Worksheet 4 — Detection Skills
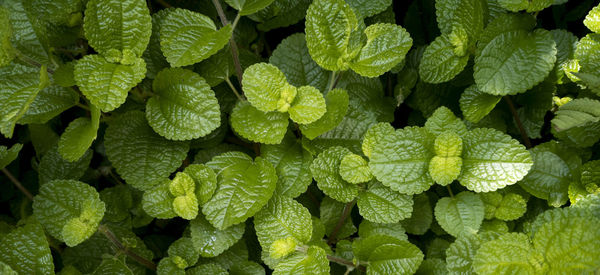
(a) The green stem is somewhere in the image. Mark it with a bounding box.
[211,0,244,87]
[327,71,337,92]
[503,96,532,149]
[231,13,242,31]
[75,102,90,111]
[225,77,244,101]
[1,168,34,201]
[98,224,157,271]
[447,185,454,198]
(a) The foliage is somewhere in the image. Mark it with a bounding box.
[1,0,600,274]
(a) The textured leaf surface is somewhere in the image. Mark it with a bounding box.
[105,111,189,190]
[225,0,275,15]
[350,23,412,77]
[273,246,329,275]
[434,191,484,237]
[230,100,289,144]
[142,178,177,219]
[160,8,232,67]
[0,221,54,274]
[346,0,391,17]
[357,181,413,223]
[367,241,424,275]
[204,154,277,229]
[400,193,432,235]
[446,232,499,274]
[147,68,221,140]
[473,233,542,275]
[74,54,146,112]
[262,133,313,198]
[460,85,501,123]
[310,146,359,202]
[585,4,600,33]
[424,106,467,136]
[0,6,14,67]
[362,122,394,159]
[339,153,372,184]
[58,105,101,162]
[184,164,218,205]
[299,88,349,140]
[190,214,245,257]
[429,131,463,185]
[474,29,556,95]
[289,86,326,124]
[33,180,105,246]
[320,197,356,240]
[369,127,435,195]
[38,145,92,185]
[458,128,533,192]
[419,34,469,84]
[242,63,292,112]
[0,144,22,169]
[551,98,600,147]
[19,85,79,124]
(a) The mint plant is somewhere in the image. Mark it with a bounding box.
[1,0,600,274]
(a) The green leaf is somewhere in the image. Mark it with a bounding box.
[0,6,15,67]
[310,146,360,202]
[480,192,527,221]
[160,8,232,67]
[204,153,277,229]
[0,64,49,138]
[92,256,133,275]
[225,0,275,15]
[339,153,372,184]
[18,85,79,124]
[474,29,556,95]
[349,23,412,78]
[0,221,54,274]
[254,196,312,261]
[229,261,266,275]
[194,46,234,87]
[434,191,484,237]
[273,246,329,275]
[357,181,413,223]
[429,131,463,186]
[358,220,407,241]
[58,104,101,162]
[104,111,189,190]
[320,196,356,240]
[0,262,17,275]
[518,141,580,207]
[262,133,313,198]
[170,172,199,220]
[83,0,151,57]
[0,144,22,169]
[367,241,424,275]
[346,0,391,17]
[190,214,245,257]
[551,98,600,147]
[458,128,533,192]
[369,127,435,195]
[5,0,51,66]
[497,0,554,12]
[299,88,349,140]
[230,100,289,144]
[353,234,406,262]
[188,263,228,275]
[269,33,329,91]
[168,237,200,268]
[147,68,221,140]
[38,145,92,185]
[184,164,218,206]
[142,178,177,219]
[362,122,394,159]
[584,3,600,33]
[473,232,543,274]
[288,86,326,124]
[242,62,295,113]
[33,180,105,246]
[445,231,501,273]
[459,84,501,123]
[419,34,470,84]
[143,8,171,79]
[74,54,146,112]
[435,0,485,39]
[99,185,133,223]
[424,106,467,136]
[305,0,360,71]
[400,193,432,235]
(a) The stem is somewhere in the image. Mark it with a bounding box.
[327,71,337,92]
[503,96,532,149]
[76,102,90,111]
[15,49,55,74]
[156,0,172,8]
[327,254,366,272]
[211,0,244,87]
[328,199,356,244]
[225,78,244,101]
[98,224,157,271]
[447,185,454,198]
[231,14,242,31]
[1,168,34,201]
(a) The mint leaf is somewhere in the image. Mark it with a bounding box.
[0,6,15,67]
[434,191,484,237]
[357,181,413,223]
[262,133,313,198]
[38,145,92,185]
[19,86,79,124]
[58,104,101,162]
[230,100,289,144]
[551,98,600,147]
[288,86,326,124]
[339,153,372,184]
[367,241,424,275]
[310,146,360,202]
[419,34,470,84]
[190,214,245,258]
[459,84,501,123]
[473,233,543,274]
[242,62,294,113]
[184,164,218,206]
[0,144,22,169]
[585,3,600,33]
[225,0,275,15]
[273,246,329,275]
[424,106,467,136]
[0,221,54,274]
[299,88,349,140]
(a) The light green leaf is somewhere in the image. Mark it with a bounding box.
[273,246,329,275]
[0,262,17,275]
[434,191,484,237]
[104,111,189,190]
[400,193,432,235]
[38,145,92,185]
[0,144,22,169]
[170,172,199,220]
[585,3,600,33]
[225,0,275,15]
[19,86,79,124]
[362,122,394,159]
[357,181,413,223]
[168,237,201,268]
[339,153,372,184]
[0,64,49,138]
[349,23,413,78]
[475,29,556,96]
[518,141,580,207]
[262,133,313,198]
[160,8,232,67]
[300,88,349,140]
[230,100,289,144]
[310,146,360,202]
[419,34,470,84]
[147,68,221,140]
[480,192,527,221]
[358,220,407,241]
[367,241,424,275]
[369,127,435,195]
[429,131,463,185]
[551,98,600,147]
[0,6,15,67]
[33,180,105,246]
[254,196,312,261]
[353,234,406,262]
[0,221,54,274]
[445,232,499,273]
[190,214,245,258]
[74,54,146,112]
[473,233,543,274]
[83,0,151,57]
[305,0,360,71]
[424,106,467,136]
[435,0,485,39]
[458,128,533,192]
[242,62,294,113]
[142,178,177,219]
[58,104,101,162]
[204,154,277,229]
[459,84,501,123]
[289,86,326,124]
[184,164,217,206]
[269,33,329,91]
